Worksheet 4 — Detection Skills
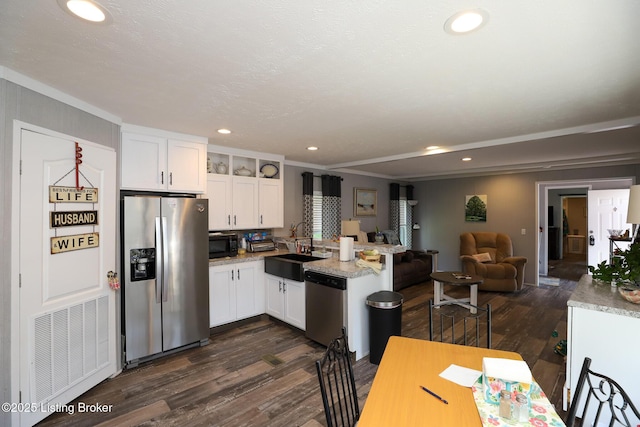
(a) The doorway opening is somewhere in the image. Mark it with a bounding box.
[536,177,634,285]
[548,194,587,282]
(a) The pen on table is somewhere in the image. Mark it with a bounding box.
[420,385,448,404]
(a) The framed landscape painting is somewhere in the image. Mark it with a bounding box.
[354,188,377,217]
[465,194,487,222]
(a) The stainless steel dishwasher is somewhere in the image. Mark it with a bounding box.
[304,270,347,347]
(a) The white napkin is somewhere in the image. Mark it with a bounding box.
[439,364,482,387]
[482,357,532,384]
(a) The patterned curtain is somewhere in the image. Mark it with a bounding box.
[405,185,414,248]
[321,175,341,239]
[390,183,400,239]
[302,172,314,238]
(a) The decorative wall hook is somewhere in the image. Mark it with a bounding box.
[75,142,84,191]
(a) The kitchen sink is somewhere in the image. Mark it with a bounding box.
[264,253,323,282]
[271,253,324,262]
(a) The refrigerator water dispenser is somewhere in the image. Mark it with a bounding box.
[130,248,156,281]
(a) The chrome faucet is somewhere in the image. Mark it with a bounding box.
[290,221,305,237]
[290,221,314,252]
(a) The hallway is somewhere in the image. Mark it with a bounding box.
[548,253,588,282]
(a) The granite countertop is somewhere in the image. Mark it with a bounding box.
[302,257,384,279]
[208,250,281,266]
[568,274,640,319]
[209,248,383,279]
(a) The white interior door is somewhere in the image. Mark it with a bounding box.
[587,189,631,268]
[18,129,117,426]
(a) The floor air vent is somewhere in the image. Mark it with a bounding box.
[262,354,285,367]
[32,296,110,403]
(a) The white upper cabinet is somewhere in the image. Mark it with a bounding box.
[232,176,259,229]
[120,133,166,191]
[121,126,207,193]
[259,178,283,228]
[206,145,283,231]
[167,139,207,192]
[207,173,232,230]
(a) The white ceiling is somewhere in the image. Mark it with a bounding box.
[1,0,640,180]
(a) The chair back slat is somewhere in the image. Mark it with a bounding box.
[566,357,640,427]
[428,299,492,349]
[316,328,360,427]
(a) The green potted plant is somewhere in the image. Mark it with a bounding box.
[587,260,618,284]
[588,242,640,303]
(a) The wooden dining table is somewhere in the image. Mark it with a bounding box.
[357,336,524,427]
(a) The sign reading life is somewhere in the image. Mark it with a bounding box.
[49,186,100,254]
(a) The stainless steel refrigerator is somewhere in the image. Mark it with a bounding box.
[122,195,209,366]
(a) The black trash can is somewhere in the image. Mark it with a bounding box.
[366,290,403,365]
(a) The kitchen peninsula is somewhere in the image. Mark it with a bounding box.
[564,274,640,425]
[209,239,406,360]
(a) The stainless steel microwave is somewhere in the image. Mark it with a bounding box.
[208,233,238,259]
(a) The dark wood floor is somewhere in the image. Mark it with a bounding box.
[37,266,583,427]
[548,252,588,282]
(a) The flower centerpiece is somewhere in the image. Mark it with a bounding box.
[588,242,640,303]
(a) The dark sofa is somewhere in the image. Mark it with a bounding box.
[366,231,434,291]
[393,250,433,291]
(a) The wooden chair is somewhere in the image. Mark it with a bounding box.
[315,327,360,427]
[428,299,492,349]
[566,357,640,427]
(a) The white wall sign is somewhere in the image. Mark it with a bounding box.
[49,185,98,203]
[51,232,100,254]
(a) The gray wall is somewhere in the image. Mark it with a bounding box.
[411,165,640,285]
[0,79,120,425]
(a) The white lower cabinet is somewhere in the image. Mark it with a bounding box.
[209,260,264,327]
[265,273,305,330]
[563,275,640,426]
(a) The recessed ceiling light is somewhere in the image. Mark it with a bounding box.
[426,146,440,150]
[444,9,488,34]
[217,129,231,134]
[307,146,318,151]
[462,157,472,161]
[58,0,112,24]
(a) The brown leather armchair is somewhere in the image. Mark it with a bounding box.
[460,232,527,292]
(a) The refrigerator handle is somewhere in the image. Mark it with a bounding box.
[161,216,169,302]
[155,217,163,304]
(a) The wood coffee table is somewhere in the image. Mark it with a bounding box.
[430,271,483,314]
